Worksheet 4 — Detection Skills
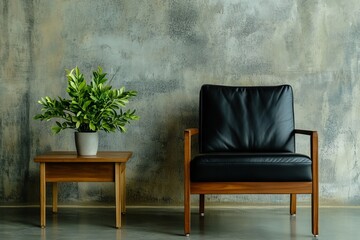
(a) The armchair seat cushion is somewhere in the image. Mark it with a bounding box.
[190,153,312,182]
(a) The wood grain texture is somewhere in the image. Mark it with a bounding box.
[190,182,312,194]
[34,151,132,163]
[45,162,115,182]
[34,151,132,229]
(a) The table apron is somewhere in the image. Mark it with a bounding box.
[44,162,122,182]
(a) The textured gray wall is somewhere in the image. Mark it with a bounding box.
[1,0,360,206]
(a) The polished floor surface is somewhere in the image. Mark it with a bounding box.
[0,206,359,239]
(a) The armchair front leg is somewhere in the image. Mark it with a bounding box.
[295,129,319,236]
[184,128,199,236]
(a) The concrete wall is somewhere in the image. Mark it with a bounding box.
[1,0,360,206]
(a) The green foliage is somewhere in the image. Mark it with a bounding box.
[34,66,139,134]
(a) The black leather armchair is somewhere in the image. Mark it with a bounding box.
[184,84,318,236]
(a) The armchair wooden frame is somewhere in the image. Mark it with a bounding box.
[184,128,319,236]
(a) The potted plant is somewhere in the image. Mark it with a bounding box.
[34,66,139,155]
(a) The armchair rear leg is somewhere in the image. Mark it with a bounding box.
[184,189,191,236]
[199,194,205,216]
[290,194,296,215]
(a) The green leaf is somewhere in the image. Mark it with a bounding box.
[78,81,86,90]
[69,81,77,90]
[51,126,62,134]
[89,122,96,131]
[90,96,98,101]
[82,100,92,110]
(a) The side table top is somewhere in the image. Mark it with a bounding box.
[34,151,133,163]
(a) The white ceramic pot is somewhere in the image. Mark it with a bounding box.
[75,132,99,156]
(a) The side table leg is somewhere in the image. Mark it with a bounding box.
[40,163,46,228]
[115,163,121,228]
[121,164,126,214]
[52,183,58,213]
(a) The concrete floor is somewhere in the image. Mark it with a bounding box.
[0,206,359,240]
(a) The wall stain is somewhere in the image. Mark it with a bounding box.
[0,0,9,74]
[2,0,360,205]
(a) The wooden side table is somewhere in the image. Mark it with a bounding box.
[34,151,132,228]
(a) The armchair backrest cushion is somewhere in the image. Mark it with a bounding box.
[199,84,295,153]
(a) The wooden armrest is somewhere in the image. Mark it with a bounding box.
[185,128,199,136]
[295,129,317,136]
[184,128,199,177]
